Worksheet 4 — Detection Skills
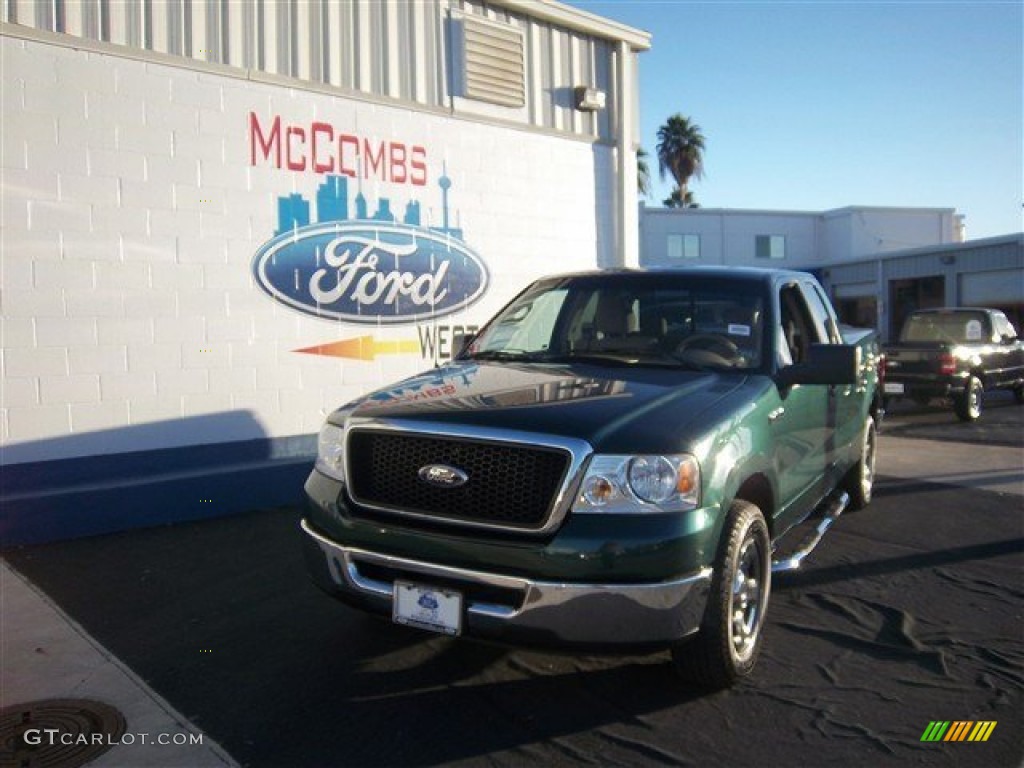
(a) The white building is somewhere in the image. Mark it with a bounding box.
[0,1,649,543]
[822,234,1024,341]
[640,204,1021,341]
[640,205,964,268]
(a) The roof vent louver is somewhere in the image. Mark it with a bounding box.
[462,15,525,108]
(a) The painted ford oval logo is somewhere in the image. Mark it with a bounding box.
[252,222,489,324]
[418,464,469,489]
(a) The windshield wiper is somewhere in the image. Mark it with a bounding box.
[659,357,715,372]
[465,349,539,362]
[468,349,718,372]
[541,352,710,370]
[542,353,637,367]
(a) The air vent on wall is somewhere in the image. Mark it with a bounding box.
[462,15,525,108]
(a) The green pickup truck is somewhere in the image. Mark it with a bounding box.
[302,267,883,688]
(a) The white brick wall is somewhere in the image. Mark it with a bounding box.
[97,318,153,345]
[4,347,67,377]
[100,371,157,400]
[7,405,71,441]
[68,345,127,375]
[61,231,123,261]
[40,374,101,404]
[1,33,608,464]
[36,318,97,348]
[70,400,130,432]
[1,318,36,348]
[3,377,39,407]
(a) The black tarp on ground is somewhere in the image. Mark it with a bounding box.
[6,475,1023,767]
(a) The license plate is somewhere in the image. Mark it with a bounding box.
[393,581,462,636]
[884,382,905,395]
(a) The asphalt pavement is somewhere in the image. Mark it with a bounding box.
[879,391,1024,497]
[3,395,1022,768]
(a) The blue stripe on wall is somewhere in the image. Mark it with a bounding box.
[1,437,316,547]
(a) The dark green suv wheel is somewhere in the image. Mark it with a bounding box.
[843,416,876,510]
[672,500,771,690]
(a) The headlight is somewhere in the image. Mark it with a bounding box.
[628,456,677,503]
[575,454,700,514]
[316,423,346,481]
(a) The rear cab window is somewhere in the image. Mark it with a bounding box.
[901,311,992,344]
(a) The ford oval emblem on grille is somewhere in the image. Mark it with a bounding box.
[418,464,469,489]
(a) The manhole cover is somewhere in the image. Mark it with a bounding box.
[0,699,126,768]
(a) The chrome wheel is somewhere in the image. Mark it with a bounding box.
[671,501,771,689]
[956,376,983,421]
[844,416,877,510]
[730,538,764,662]
[968,380,981,419]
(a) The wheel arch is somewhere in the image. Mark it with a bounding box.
[732,473,775,537]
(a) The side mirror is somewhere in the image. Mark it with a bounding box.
[777,343,860,388]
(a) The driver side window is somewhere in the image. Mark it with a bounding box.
[778,285,823,366]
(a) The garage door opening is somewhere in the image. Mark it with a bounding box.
[890,276,945,339]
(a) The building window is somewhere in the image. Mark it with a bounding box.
[755,235,786,260]
[668,234,700,260]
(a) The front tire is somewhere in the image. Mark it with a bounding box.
[672,500,771,690]
[954,376,983,421]
[843,415,876,510]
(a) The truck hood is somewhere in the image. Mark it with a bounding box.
[339,361,752,453]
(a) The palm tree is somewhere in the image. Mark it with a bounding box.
[656,114,705,205]
[663,187,699,209]
[637,147,652,198]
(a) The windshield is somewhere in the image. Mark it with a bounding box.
[464,276,766,370]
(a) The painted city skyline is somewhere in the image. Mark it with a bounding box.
[275,171,463,240]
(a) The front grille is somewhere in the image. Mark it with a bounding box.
[347,430,571,529]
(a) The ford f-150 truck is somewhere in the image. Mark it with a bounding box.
[884,308,1024,421]
[302,267,883,688]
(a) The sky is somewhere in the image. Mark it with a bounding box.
[572,0,1023,239]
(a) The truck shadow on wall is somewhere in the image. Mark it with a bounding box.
[0,410,314,547]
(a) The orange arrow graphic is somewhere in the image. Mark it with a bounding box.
[294,336,420,361]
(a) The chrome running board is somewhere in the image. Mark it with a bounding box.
[771,491,850,573]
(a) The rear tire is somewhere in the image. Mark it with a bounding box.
[843,415,876,510]
[954,376,983,421]
[1014,385,1023,405]
[671,500,771,690]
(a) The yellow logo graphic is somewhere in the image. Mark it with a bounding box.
[920,721,996,742]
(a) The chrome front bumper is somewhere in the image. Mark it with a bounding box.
[301,519,712,648]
